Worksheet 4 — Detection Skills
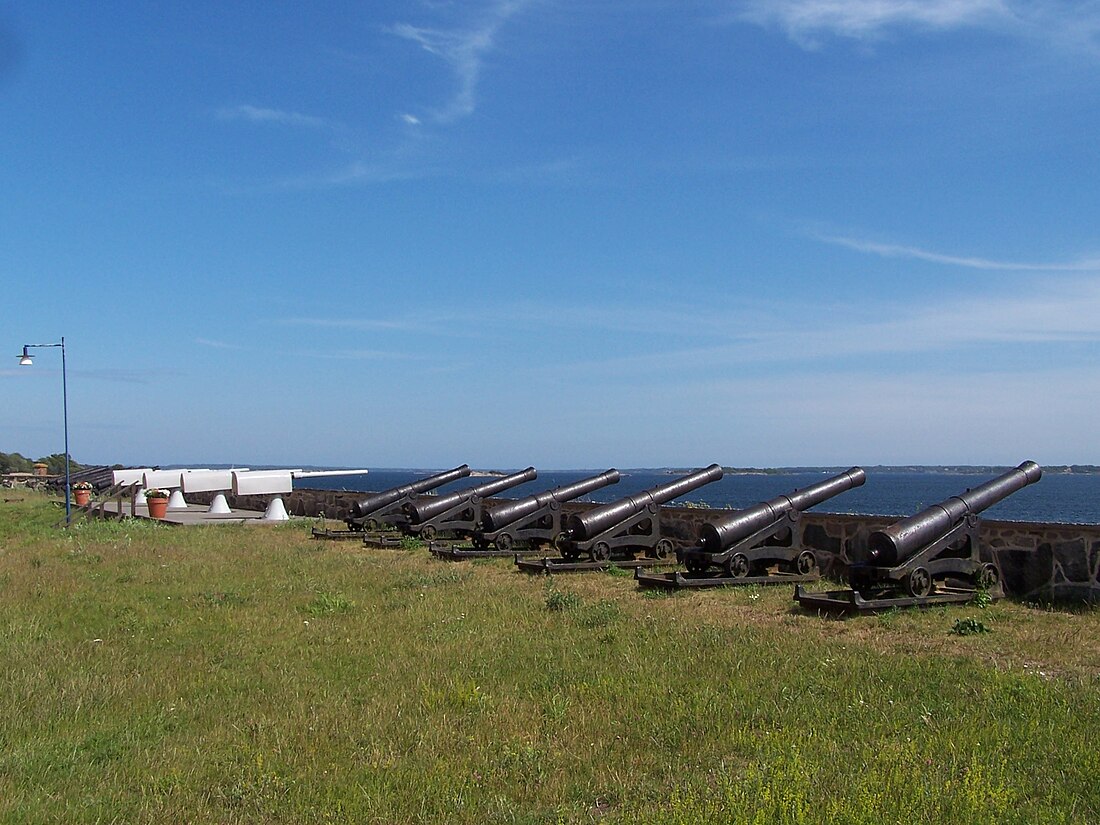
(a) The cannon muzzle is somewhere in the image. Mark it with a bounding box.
[406,467,538,523]
[565,464,724,541]
[699,467,866,552]
[864,460,1042,567]
[350,465,471,518]
[482,470,620,532]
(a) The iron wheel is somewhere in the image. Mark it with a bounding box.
[905,566,932,598]
[726,553,750,579]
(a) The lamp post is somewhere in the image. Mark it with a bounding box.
[17,338,70,525]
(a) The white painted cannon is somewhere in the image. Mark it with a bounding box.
[231,468,369,521]
[181,469,251,515]
[232,470,298,521]
[112,468,153,487]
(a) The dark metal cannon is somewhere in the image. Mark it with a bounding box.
[796,461,1041,612]
[649,467,866,587]
[553,464,724,563]
[405,467,538,540]
[470,470,621,553]
[344,464,471,531]
[853,460,1040,597]
[862,461,1042,569]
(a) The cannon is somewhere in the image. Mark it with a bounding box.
[637,467,866,589]
[404,467,538,541]
[796,461,1041,612]
[543,464,724,566]
[343,465,471,532]
[433,470,621,558]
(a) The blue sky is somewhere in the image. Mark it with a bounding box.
[3,1,1099,469]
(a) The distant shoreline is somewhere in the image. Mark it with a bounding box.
[167,464,1100,476]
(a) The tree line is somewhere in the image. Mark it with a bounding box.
[0,452,85,475]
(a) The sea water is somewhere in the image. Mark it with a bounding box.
[298,468,1099,525]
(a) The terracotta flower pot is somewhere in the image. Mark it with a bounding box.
[73,489,91,507]
[147,497,169,519]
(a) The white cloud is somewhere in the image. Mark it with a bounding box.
[195,337,246,350]
[217,104,328,129]
[390,0,531,123]
[307,349,425,362]
[400,113,422,125]
[530,276,1100,376]
[735,0,1009,42]
[817,234,1100,272]
[728,0,1100,50]
[279,316,439,334]
[670,364,1100,464]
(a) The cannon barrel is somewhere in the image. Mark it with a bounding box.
[351,465,471,517]
[407,467,538,523]
[699,467,866,552]
[565,464,724,541]
[865,461,1042,566]
[482,470,621,532]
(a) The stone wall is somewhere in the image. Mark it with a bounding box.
[189,487,1100,604]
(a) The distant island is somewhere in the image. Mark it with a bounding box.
[650,465,1100,476]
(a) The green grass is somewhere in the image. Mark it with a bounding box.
[2,490,1099,823]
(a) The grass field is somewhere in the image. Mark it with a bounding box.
[2,490,1099,823]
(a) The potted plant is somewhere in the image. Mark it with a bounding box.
[72,481,93,506]
[144,488,170,519]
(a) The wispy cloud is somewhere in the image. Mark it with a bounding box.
[817,234,1100,272]
[390,0,531,123]
[78,368,159,384]
[306,349,426,362]
[729,1,1100,51]
[278,301,742,341]
[216,104,329,129]
[533,277,1100,376]
[196,337,247,350]
[278,316,444,334]
[664,363,1100,464]
[3,366,157,384]
[733,0,1008,43]
[199,332,422,362]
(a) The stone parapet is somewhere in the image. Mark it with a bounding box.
[185,487,1100,604]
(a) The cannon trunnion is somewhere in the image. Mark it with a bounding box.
[530,465,725,569]
[796,461,1042,612]
[344,464,471,532]
[637,467,866,590]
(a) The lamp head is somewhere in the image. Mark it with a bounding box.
[17,346,33,366]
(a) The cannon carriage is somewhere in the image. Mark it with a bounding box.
[404,467,538,541]
[636,467,866,589]
[343,465,472,533]
[430,470,621,559]
[796,461,1041,612]
[516,465,724,572]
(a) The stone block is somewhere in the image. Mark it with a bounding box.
[996,545,1052,599]
[1051,538,1089,583]
[802,523,842,556]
